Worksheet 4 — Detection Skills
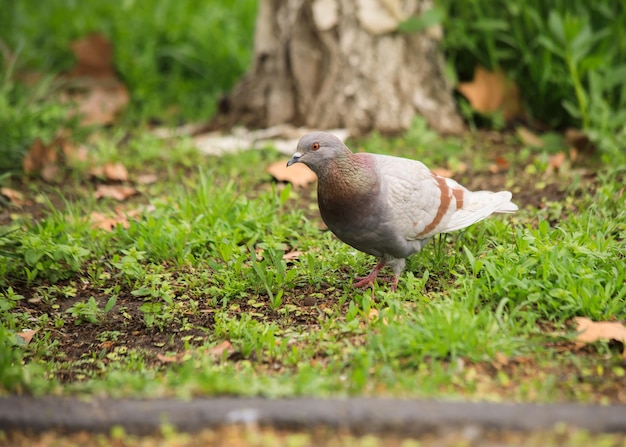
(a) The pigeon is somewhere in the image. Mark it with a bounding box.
[287,131,518,290]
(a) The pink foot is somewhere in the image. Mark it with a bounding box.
[352,261,385,289]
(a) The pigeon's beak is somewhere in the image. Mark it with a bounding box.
[287,152,302,167]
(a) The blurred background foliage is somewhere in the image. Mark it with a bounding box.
[438,0,626,151]
[0,0,624,154]
[0,0,257,122]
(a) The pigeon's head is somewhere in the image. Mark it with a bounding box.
[287,132,349,172]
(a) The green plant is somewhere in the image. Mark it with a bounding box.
[0,50,71,172]
[437,0,626,149]
[1,0,258,122]
[19,230,90,283]
[248,246,298,309]
[66,295,116,325]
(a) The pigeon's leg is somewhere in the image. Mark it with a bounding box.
[387,258,406,292]
[353,260,386,289]
[390,276,400,292]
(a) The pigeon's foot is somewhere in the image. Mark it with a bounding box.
[352,261,385,289]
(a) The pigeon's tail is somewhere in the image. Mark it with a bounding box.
[444,190,517,233]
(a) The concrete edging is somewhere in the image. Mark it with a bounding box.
[1,396,625,435]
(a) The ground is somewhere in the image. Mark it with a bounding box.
[1,127,625,406]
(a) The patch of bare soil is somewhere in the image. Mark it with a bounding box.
[10,273,351,382]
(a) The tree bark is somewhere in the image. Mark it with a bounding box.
[224,0,463,136]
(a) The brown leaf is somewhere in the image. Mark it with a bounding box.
[75,83,130,126]
[89,211,129,231]
[41,164,61,182]
[156,352,185,363]
[547,152,567,172]
[94,184,137,201]
[88,165,104,178]
[63,33,129,125]
[458,66,523,120]
[61,140,90,165]
[103,162,129,182]
[516,127,544,148]
[122,204,155,220]
[135,173,158,185]
[574,317,626,355]
[0,188,32,206]
[282,250,302,261]
[208,340,236,359]
[494,155,510,170]
[267,160,317,188]
[367,308,390,325]
[16,329,38,346]
[68,33,115,79]
[23,139,58,175]
[494,352,509,368]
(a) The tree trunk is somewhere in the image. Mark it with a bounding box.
[224,0,463,136]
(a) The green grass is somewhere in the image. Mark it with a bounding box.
[1,0,625,405]
[0,0,257,122]
[1,120,625,402]
[435,0,626,155]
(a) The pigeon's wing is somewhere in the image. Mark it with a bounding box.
[375,155,517,240]
[374,155,454,240]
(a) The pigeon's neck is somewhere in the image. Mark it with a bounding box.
[317,153,378,212]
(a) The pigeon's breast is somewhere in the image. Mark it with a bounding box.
[319,188,413,258]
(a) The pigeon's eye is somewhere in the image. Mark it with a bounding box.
[311,142,320,151]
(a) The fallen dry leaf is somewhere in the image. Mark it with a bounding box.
[488,155,510,174]
[495,155,510,170]
[368,308,379,320]
[547,152,567,173]
[103,162,129,182]
[122,204,156,219]
[40,164,60,182]
[494,352,509,368]
[156,352,186,364]
[267,160,317,188]
[89,163,129,181]
[367,308,391,325]
[516,127,544,148]
[94,184,137,201]
[88,165,104,178]
[100,340,115,349]
[68,33,116,78]
[74,83,130,126]
[23,139,58,175]
[89,211,130,231]
[16,329,38,346]
[458,66,523,120]
[574,317,626,356]
[63,143,89,165]
[208,340,236,359]
[89,204,153,231]
[282,250,302,261]
[0,187,32,206]
[135,173,158,185]
[63,33,129,125]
